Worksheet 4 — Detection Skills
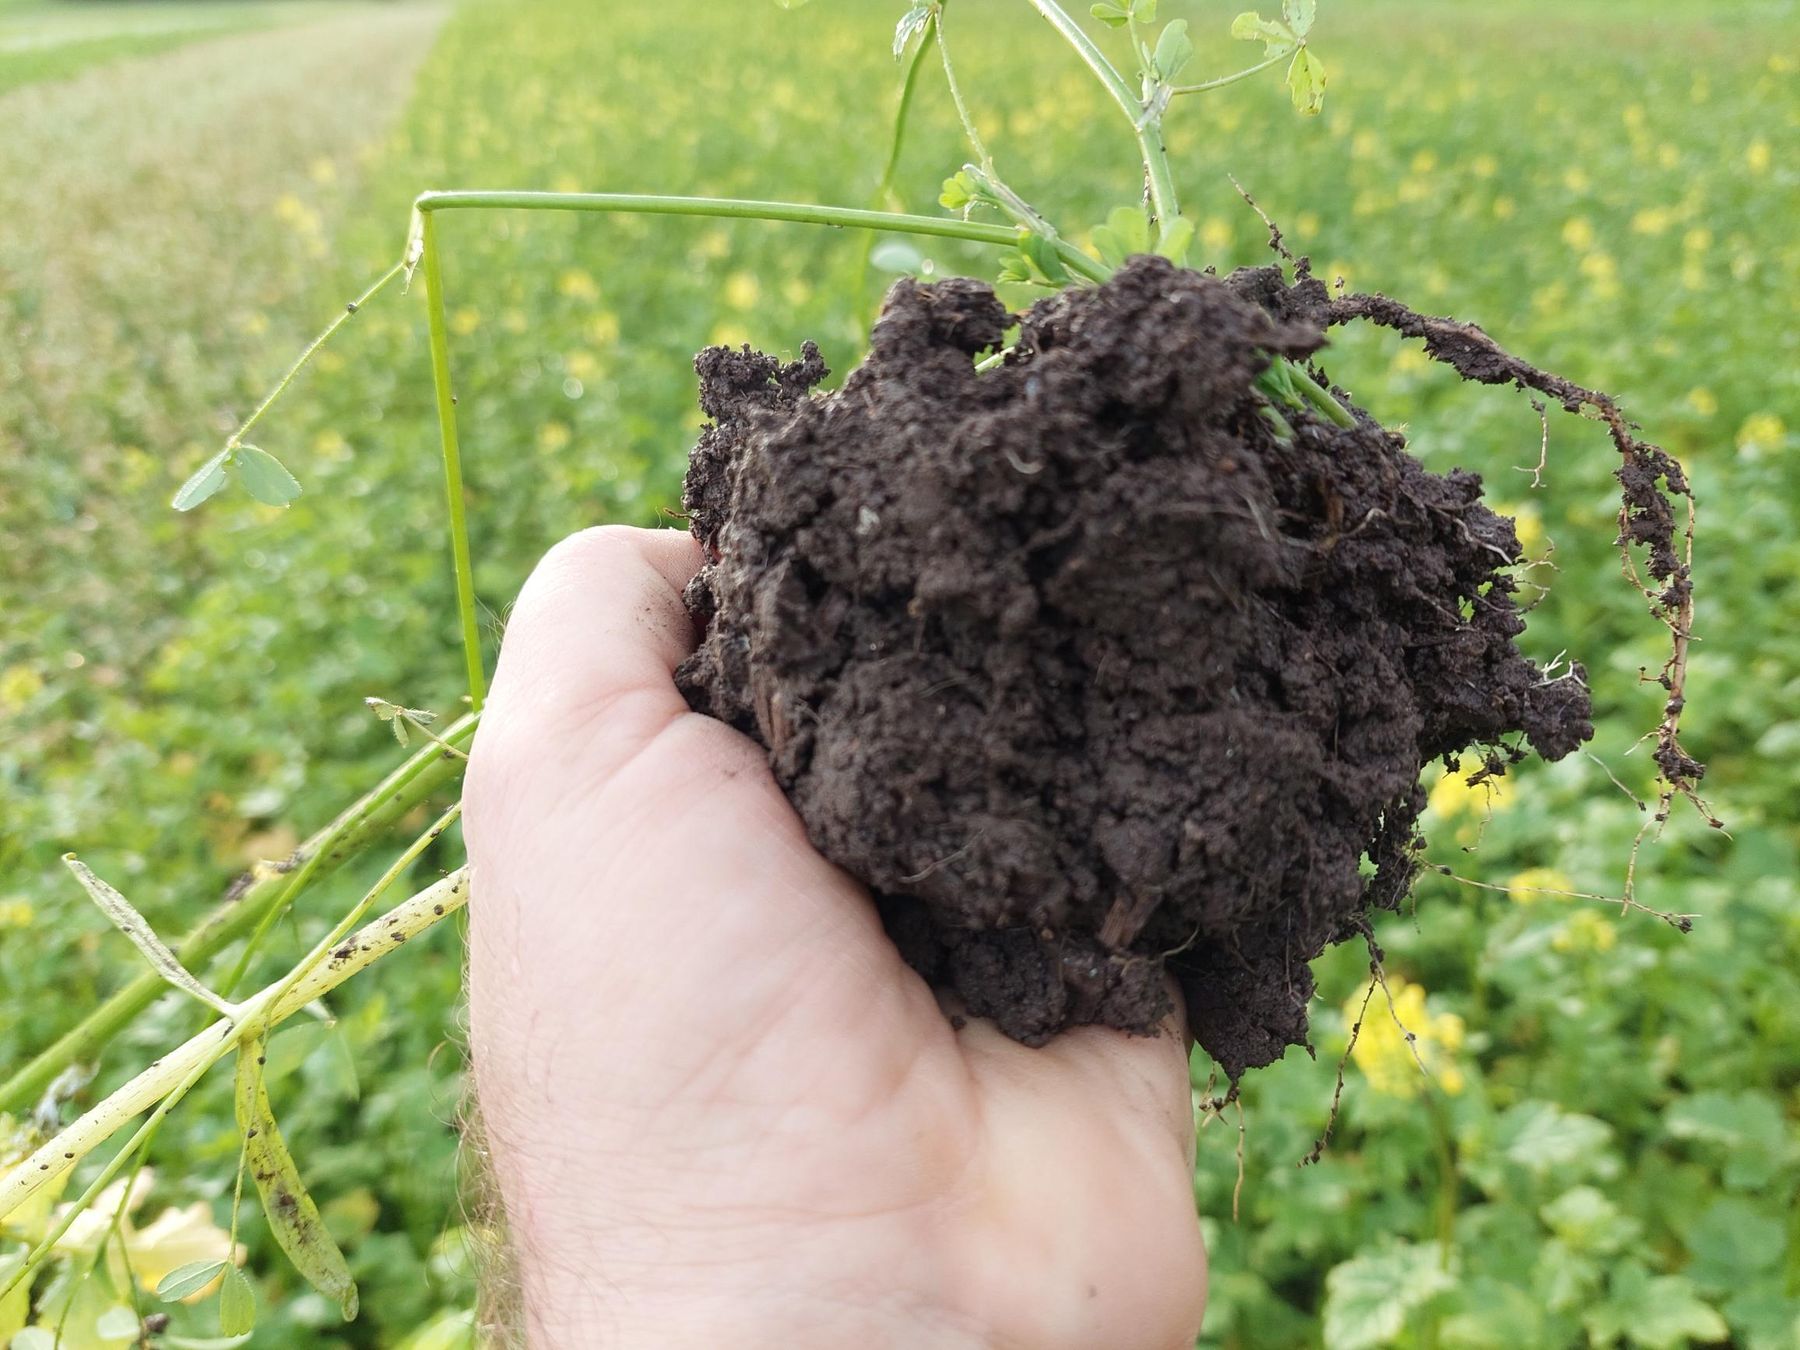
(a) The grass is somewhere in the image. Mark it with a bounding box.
[2,0,1797,1345]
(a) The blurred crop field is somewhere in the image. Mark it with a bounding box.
[1,0,1796,1345]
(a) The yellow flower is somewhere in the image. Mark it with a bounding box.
[722,271,761,311]
[1631,205,1677,235]
[1683,227,1712,253]
[537,421,571,453]
[448,307,481,337]
[552,172,582,194]
[556,268,600,302]
[1563,167,1591,193]
[0,898,35,928]
[1746,139,1772,175]
[565,350,601,382]
[54,1171,244,1301]
[1562,217,1596,251]
[586,311,620,345]
[1345,975,1466,1098]
[1428,765,1516,819]
[1685,387,1718,417]
[1470,153,1498,178]
[1737,412,1788,456]
[1492,195,1517,221]
[1410,148,1439,175]
[309,156,337,185]
[1350,130,1379,161]
[0,663,43,712]
[1393,346,1432,376]
[1553,909,1618,954]
[1505,866,1575,905]
[1499,502,1546,556]
[1200,217,1233,254]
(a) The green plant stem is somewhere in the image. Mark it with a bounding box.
[1021,0,1182,228]
[420,211,488,714]
[0,869,471,1238]
[856,8,938,324]
[0,713,476,1116]
[222,262,405,452]
[935,3,990,169]
[412,190,1109,284]
[1170,51,1289,96]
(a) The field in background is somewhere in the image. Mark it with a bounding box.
[1,0,1796,1345]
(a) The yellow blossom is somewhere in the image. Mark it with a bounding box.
[1562,217,1596,251]
[564,350,601,381]
[1563,167,1591,192]
[1505,866,1575,904]
[1631,205,1677,235]
[1683,227,1712,253]
[502,308,530,335]
[1410,148,1439,175]
[1470,153,1498,178]
[1350,130,1379,161]
[309,156,337,185]
[537,421,572,452]
[780,278,813,307]
[1685,387,1718,417]
[586,311,620,344]
[0,663,44,712]
[1657,143,1680,169]
[722,271,761,310]
[1492,195,1517,221]
[1345,975,1466,1098]
[552,172,582,193]
[1428,765,1516,819]
[0,898,34,928]
[1393,346,1432,376]
[557,267,600,301]
[1200,217,1233,254]
[1553,909,1618,953]
[449,306,481,337]
[1737,413,1787,455]
[1746,139,1772,175]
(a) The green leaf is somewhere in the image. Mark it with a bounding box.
[218,1266,256,1337]
[1152,19,1194,81]
[96,1305,143,1340]
[893,3,932,60]
[1540,1186,1641,1256]
[1323,1243,1454,1350]
[1134,0,1158,21]
[12,1329,56,1350]
[1494,1100,1613,1173]
[1683,1197,1785,1289]
[1090,2,1130,28]
[172,449,231,511]
[939,169,982,211]
[235,1036,360,1321]
[1155,216,1196,266]
[1230,10,1298,55]
[1287,46,1327,114]
[1583,1266,1728,1350]
[1282,0,1316,35]
[233,445,302,507]
[1091,204,1152,267]
[1020,233,1070,285]
[157,1260,230,1302]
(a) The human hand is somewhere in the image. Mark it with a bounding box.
[465,526,1206,1348]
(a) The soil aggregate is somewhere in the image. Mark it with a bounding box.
[673,256,1650,1077]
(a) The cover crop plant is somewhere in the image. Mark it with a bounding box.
[0,0,1712,1338]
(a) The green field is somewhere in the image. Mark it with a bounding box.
[1,0,1797,1345]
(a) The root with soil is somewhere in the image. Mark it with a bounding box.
[674,256,1700,1080]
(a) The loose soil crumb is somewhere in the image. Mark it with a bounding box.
[675,257,1602,1077]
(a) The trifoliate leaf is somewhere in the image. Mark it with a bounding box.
[172,449,231,511]
[1152,19,1194,81]
[233,445,302,507]
[1287,46,1327,114]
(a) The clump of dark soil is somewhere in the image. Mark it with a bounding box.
[674,256,1671,1077]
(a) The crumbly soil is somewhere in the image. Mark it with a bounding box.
[675,256,1629,1077]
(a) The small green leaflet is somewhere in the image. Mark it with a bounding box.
[96,1306,143,1339]
[1151,19,1193,81]
[235,445,302,506]
[1155,216,1196,266]
[218,1266,256,1337]
[1090,2,1130,27]
[172,449,231,511]
[157,1260,230,1302]
[1230,10,1299,56]
[1090,204,1153,268]
[894,3,932,59]
[1282,0,1316,35]
[1287,46,1326,114]
[235,1034,360,1322]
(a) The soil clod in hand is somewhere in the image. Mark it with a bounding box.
[675,257,1597,1078]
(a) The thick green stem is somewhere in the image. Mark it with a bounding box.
[420,211,488,713]
[1021,0,1181,227]
[0,713,475,1115]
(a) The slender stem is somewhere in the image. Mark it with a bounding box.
[412,191,1107,288]
[0,870,471,1232]
[875,13,935,205]
[1170,51,1288,96]
[1020,0,1182,227]
[0,713,475,1114]
[936,4,990,169]
[223,262,405,452]
[420,212,488,713]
